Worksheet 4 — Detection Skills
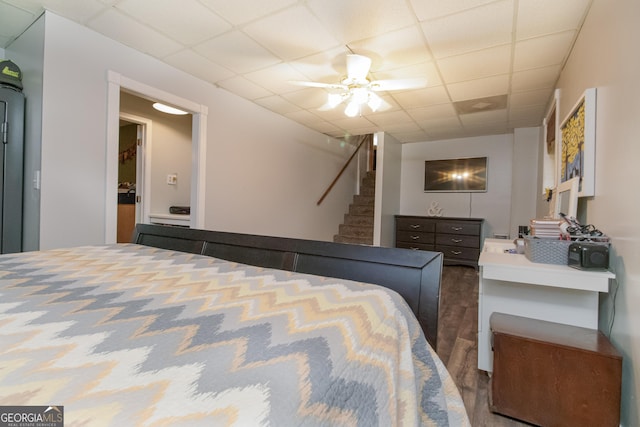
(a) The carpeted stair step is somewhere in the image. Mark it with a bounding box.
[338,224,373,238]
[343,214,374,227]
[349,204,374,216]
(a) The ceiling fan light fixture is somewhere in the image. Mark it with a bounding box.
[344,101,360,117]
[351,87,369,105]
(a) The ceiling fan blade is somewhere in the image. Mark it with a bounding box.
[346,54,372,82]
[376,98,393,111]
[289,80,347,91]
[369,78,427,91]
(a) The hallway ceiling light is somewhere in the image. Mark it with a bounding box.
[152,102,188,115]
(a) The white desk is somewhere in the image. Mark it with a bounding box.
[477,239,615,372]
[149,213,190,227]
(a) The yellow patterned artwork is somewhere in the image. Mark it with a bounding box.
[561,102,585,182]
[559,88,596,197]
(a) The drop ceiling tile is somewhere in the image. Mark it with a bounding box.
[388,129,430,143]
[1,0,44,14]
[88,9,183,57]
[459,109,508,126]
[513,31,576,71]
[0,3,38,38]
[164,49,235,83]
[281,88,328,110]
[347,26,432,71]
[252,95,300,114]
[377,120,422,133]
[391,86,450,108]
[313,106,354,122]
[242,5,339,60]
[425,128,467,141]
[510,88,553,109]
[200,0,297,26]
[115,0,230,45]
[284,110,324,125]
[511,65,561,92]
[330,115,377,131]
[244,63,310,94]
[306,0,415,44]
[217,75,272,100]
[288,47,351,81]
[407,103,457,121]
[409,0,497,22]
[447,74,509,102]
[367,110,415,127]
[517,0,591,40]
[509,104,547,123]
[419,117,462,131]
[35,0,106,22]
[344,126,382,137]
[193,30,281,74]
[438,44,511,83]
[305,121,342,134]
[421,0,513,59]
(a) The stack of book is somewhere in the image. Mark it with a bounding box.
[529,218,563,238]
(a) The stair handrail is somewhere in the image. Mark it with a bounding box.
[317,134,372,206]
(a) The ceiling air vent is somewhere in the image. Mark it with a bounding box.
[453,94,508,115]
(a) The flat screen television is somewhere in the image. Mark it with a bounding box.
[424,157,487,192]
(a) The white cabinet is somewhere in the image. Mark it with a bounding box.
[477,239,615,372]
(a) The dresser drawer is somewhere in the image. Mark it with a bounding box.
[396,230,435,245]
[436,245,480,261]
[436,233,480,248]
[436,221,481,236]
[396,217,436,233]
[396,242,436,252]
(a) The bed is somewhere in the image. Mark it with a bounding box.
[0,224,469,426]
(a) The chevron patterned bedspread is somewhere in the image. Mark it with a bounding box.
[0,243,469,426]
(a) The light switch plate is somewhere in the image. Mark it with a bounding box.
[167,174,177,185]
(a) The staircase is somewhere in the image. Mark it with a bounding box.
[333,171,375,245]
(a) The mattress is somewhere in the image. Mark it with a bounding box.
[0,243,468,426]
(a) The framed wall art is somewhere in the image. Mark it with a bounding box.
[559,87,597,197]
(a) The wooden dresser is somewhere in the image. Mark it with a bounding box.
[395,216,483,268]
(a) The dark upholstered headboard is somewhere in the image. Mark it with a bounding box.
[132,224,443,350]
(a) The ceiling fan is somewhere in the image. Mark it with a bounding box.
[290,54,426,117]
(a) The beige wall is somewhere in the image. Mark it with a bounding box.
[15,12,358,249]
[551,0,640,423]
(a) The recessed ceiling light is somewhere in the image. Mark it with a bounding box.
[152,102,188,115]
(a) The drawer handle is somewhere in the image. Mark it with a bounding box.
[410,235,420,240]
[450,250,462,255]
[451,226,463,231]
[451,238,463,243]
[410,224,421,229]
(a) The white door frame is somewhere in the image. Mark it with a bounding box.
[119,113,151,225]
[106,71,207,243]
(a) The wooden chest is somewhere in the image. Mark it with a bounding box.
[490,313,622,427]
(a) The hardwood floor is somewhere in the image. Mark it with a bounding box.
[437,266,532,427]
